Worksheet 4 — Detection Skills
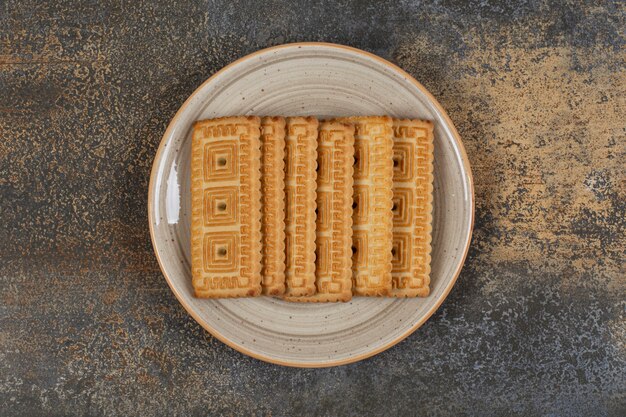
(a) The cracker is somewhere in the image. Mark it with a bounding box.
[283,117,319,297]
[284,122,355,302]
[334,116,394,296]
[260,116,287,295]
[191,116,262,298]
[390,119,434,297]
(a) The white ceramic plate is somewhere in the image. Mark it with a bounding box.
[148,43,474,367]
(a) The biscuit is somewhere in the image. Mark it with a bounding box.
[283,117,319,297]
[260,116,287,295]
[191,116,262,298]
[334,116,394,296]
[391,119,434,297]
[284,122,355,302]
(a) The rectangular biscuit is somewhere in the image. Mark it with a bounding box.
[284,117,319,297]
[260,116,287,295]
[284,122,355,302]
[191,116,262,298]
[334,116,394,296]
[391,119,434,297]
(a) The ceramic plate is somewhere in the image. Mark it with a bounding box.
[148,43,474,367]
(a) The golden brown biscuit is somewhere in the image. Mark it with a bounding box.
[191,116,262,298]
[284,122,355,302]
[283,117,319,297]
[334,116,394,296]
[260,117,287,295]
[390,119,434,297]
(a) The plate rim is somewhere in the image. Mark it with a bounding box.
[148,42,475,368]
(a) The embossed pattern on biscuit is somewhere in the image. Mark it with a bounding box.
[191,116,262,298]
[284,117,319,297]
[391,119,434,297]
[284,122,355,302]
[260,117,287,295]
[335,116,394,296]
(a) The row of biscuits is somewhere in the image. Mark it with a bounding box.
[191,116,433,301]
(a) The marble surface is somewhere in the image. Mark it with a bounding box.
[0,1,624,416]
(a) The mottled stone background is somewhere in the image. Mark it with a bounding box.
[1,0,624,416]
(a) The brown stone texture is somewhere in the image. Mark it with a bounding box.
[0,1,624,416]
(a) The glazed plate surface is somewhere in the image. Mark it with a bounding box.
[148,43,474,367]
